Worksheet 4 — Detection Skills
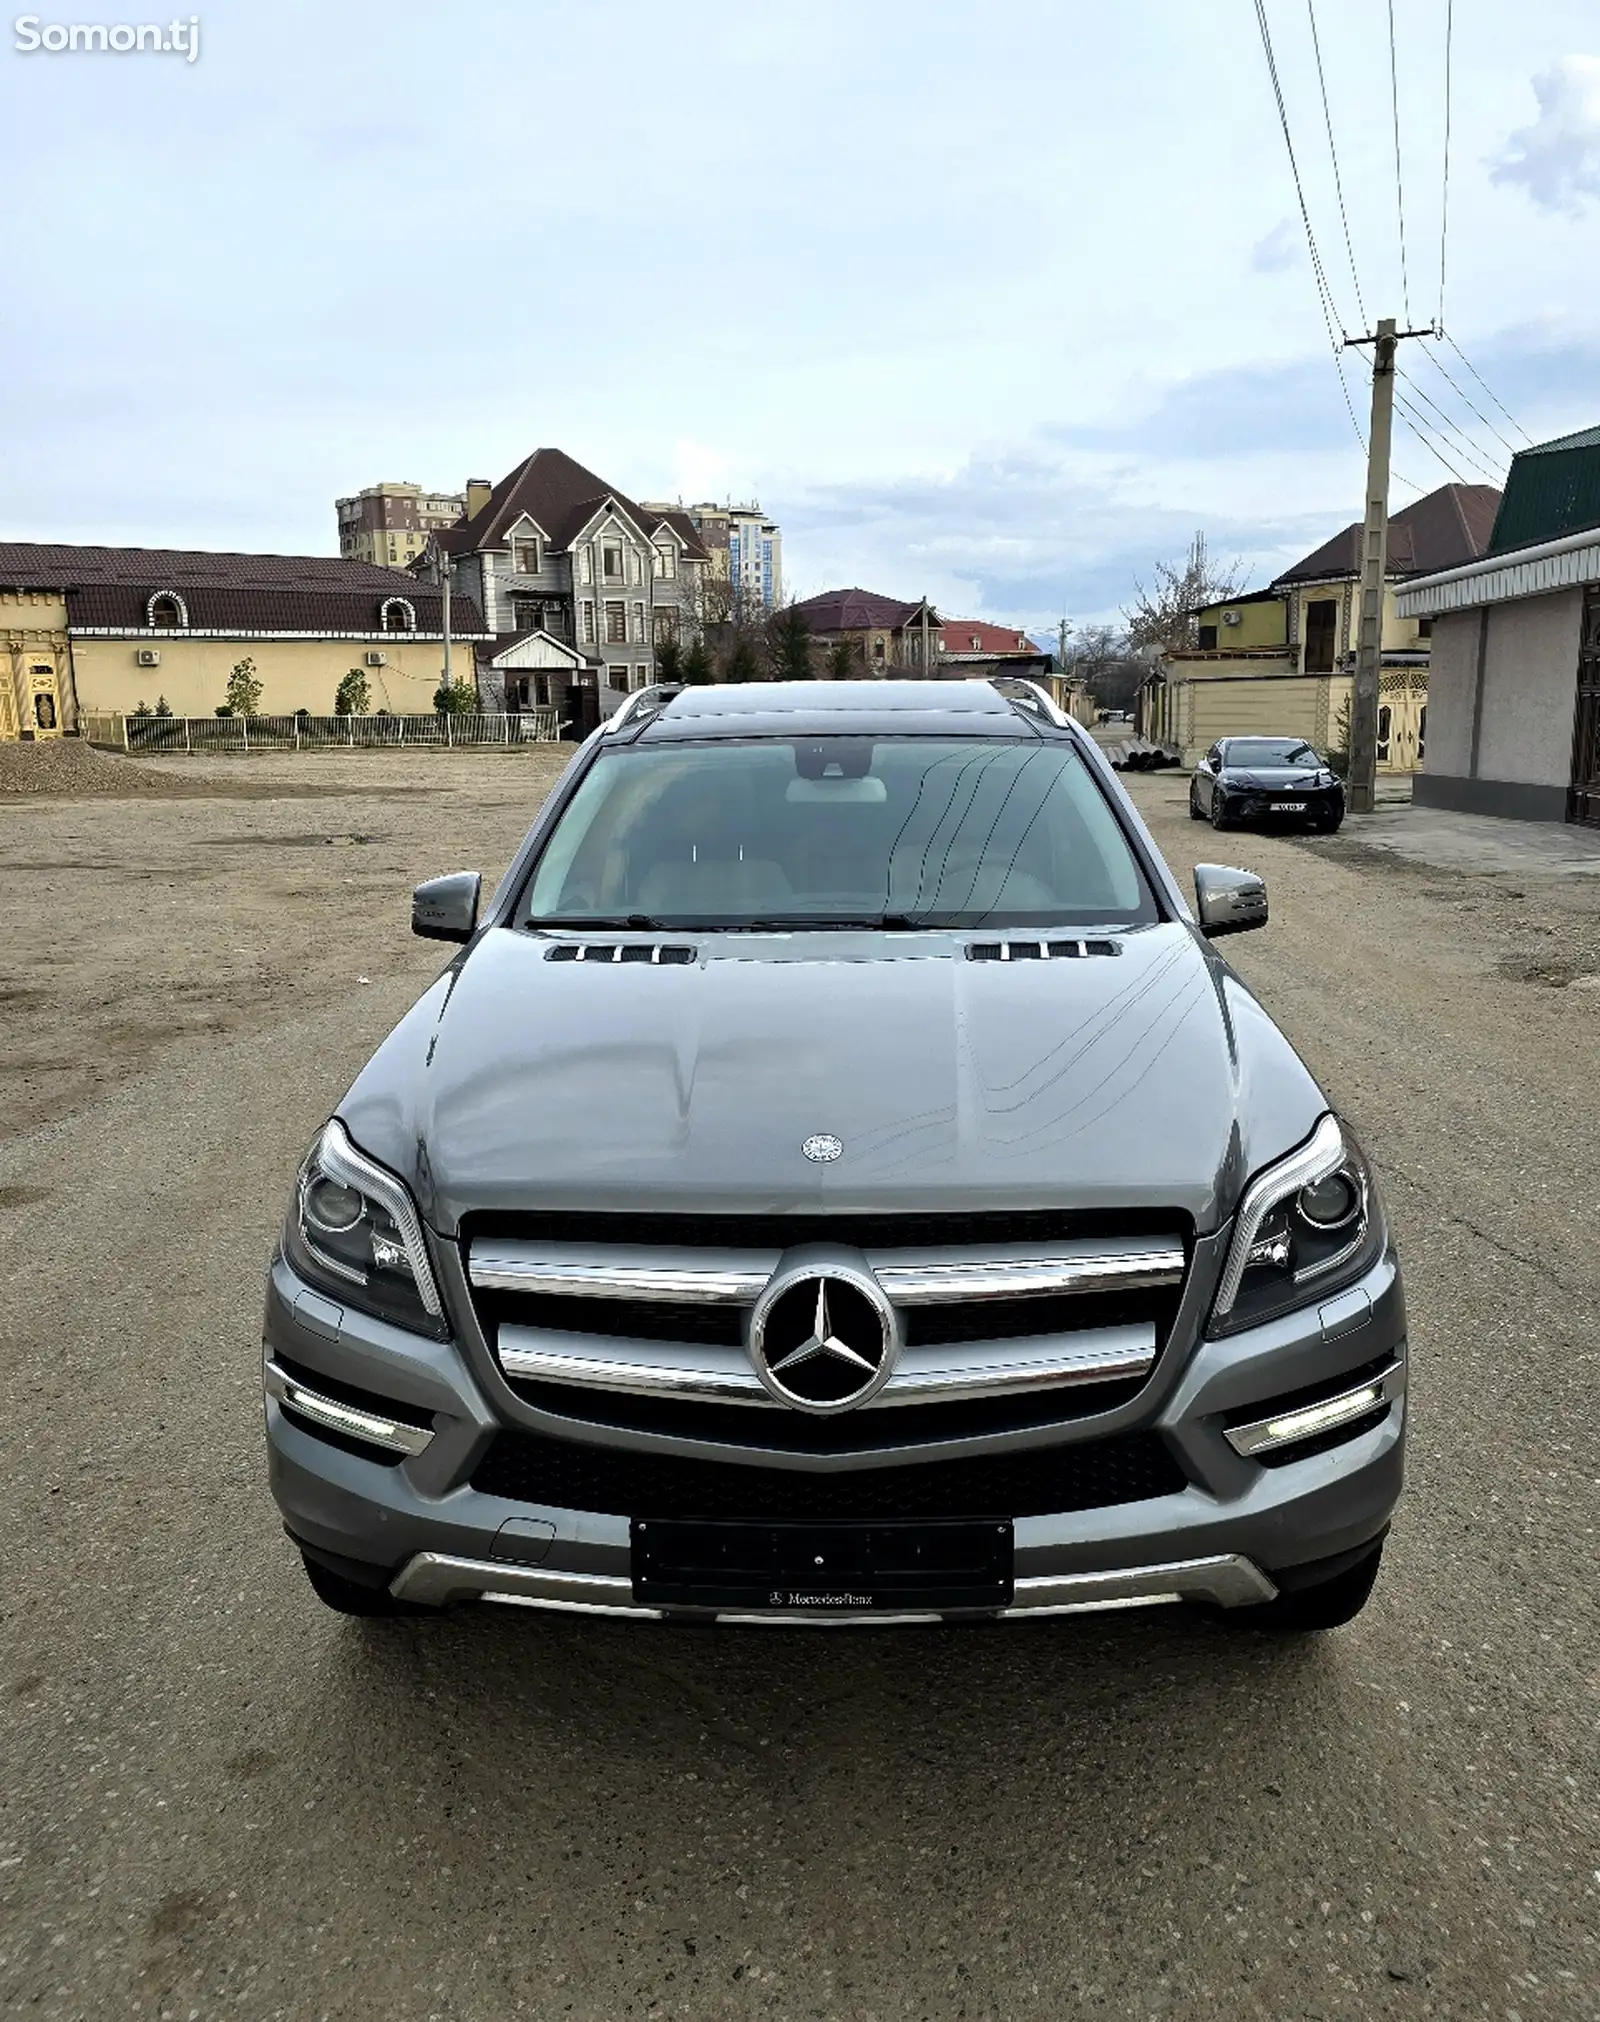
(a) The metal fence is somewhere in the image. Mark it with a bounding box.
[80,709,562,753]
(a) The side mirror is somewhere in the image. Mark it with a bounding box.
[412,870,482,943]
[1194,863,1267,938]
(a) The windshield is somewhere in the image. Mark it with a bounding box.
[1226,739,1318,767]
[522,736,1160,930]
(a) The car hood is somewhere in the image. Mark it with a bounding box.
[340,925,1326,1236]
[1221,765,1329,789]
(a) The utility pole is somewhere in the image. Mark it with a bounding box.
[440,550,453,694]
[1342,316,1435,814]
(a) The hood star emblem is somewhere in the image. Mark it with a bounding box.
[769,1279,877,1378]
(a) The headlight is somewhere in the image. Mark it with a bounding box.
[282,1120,447,1338]
[1208,1115,1384,1336]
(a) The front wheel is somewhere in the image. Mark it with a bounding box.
[1189,787,1207,821]
[1210,799,1233,831]
[1226,1543,1384,1633]
[1315,809,1344,834]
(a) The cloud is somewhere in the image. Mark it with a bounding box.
[1491,55,1600,214]
[1250,219,1301,274]
[782,449,1337,631]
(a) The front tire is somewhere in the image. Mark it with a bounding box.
[1189,786,1207,821]
[1210,799,1233,831]
[1227,1543,1384,1633]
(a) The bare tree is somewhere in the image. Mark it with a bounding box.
[1123,532,1247,655]
[1062,623,1147,709]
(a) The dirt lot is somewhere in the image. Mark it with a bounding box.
[1,748,1596,2020]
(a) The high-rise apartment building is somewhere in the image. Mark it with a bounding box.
[335,481,467,571]
[640,499,782,611]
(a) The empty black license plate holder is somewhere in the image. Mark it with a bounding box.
[631,1517,1014,1612]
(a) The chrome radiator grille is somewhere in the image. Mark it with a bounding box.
[464,1213,1188,1440]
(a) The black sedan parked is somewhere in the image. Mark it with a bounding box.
[1190,737,1345,833]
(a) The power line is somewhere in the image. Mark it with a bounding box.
[1416,344,1523,459]
[1442,329,1534,445]
[1437,0,1453,327]
[1395,366,1507,482]
[1393,393,1471,484]
[1387,0,1412,324]
[1251,0,1348,343]
[1305,0,1367,328]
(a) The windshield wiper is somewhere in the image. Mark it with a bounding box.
[530,914,669,931]
[731,913,927,931]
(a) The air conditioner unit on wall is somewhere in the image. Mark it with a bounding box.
[1221,610,1242,627]
[366,651,388,667]
[137,648,161,666]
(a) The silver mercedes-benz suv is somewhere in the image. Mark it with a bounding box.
[263,680,1405,1632]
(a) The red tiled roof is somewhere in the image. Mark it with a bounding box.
[939,618,1036,655]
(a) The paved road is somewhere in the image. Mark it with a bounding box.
[2,757,1595,2020]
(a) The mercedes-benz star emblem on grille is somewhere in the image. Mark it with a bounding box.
[802,1134,843,1163]
[747,1260,901,1414]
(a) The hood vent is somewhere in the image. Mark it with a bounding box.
[966,938,1121,963]
[545,943,697,965]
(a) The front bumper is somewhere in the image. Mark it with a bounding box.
[262,1247,1406,1623]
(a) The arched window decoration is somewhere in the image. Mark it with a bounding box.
[145,590,189,629]
[379,596,417,634]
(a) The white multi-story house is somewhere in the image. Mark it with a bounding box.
[416,449,712,718]
[640,499,783,613]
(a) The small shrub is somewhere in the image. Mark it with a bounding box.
[154,695,173,717]
[133,699,152,718]
[225,656,263,717]
[433,675,479,715]
[215,705,234,718]
[334,667,370,716]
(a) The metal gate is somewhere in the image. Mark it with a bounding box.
[1568,588,1600,829]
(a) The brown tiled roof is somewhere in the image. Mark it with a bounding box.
[1273,483,1500,585]
[436,449,711,562]
[789,587,943,632]
[0,540,489,635]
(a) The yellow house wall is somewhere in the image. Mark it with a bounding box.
[1194,598,1287,649]
[1176,675,1330,761]
[1289,581,1428,662]
[70,636,465,718]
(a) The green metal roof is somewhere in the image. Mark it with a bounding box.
[1488,424,1600,553]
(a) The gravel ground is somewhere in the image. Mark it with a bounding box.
[1,756,1595,2021]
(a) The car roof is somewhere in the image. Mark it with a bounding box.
[638,679,1036,743]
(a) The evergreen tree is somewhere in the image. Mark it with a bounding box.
[720,631,764,684]
[766,602,814,681]
[680,637,714,685]
[655,638,683,685]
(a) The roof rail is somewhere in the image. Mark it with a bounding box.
[988,675,1070,728]
[601,683,685,736]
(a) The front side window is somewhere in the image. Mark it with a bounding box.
[523,737,1159,930]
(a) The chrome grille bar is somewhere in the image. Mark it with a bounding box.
[468,1239,1184,1307]
[497,1322,1156,1407]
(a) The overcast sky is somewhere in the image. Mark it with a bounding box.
[3,0,1599,632]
